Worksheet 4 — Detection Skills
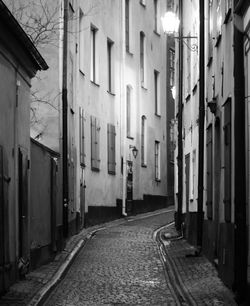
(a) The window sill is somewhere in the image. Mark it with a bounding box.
[127,135,134,140]
[215,34,221,48]
[207,56,213,67]
[79,69,85,77]
[108,171,116,175]
[126,49,133,57]
[90,80,100,87]
[155,113,161,118]
[155,179,161,183]
[141,163,147,168]
[153,30,161,37]
[185,94,191,102]
[141,84,147,90]
[107,90,115,96]
[192,84,197,95]
[140,2,146,8]
[91,167,100,172]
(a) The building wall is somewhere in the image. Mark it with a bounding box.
[0,31,35,292]
[74,0,169,223]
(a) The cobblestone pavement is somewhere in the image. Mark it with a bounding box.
[0,208,237,306]
[44,212,176,306]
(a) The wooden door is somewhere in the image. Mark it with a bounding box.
[18,147,29,275]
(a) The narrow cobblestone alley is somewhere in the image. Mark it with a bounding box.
[40,210,236,306]
[43,211,176,306]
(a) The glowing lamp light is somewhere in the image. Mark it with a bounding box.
[161,12,180,35]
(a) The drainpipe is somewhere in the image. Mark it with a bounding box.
[62,0,69,237]
[176,0,183,231]
[121,0,127,217]
[197,0,205,250]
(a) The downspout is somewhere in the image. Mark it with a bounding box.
[121,0,127,217]
[233,12,247,302]
[197,0,205,250]
[62,0,69,237]
[176,0,183,231]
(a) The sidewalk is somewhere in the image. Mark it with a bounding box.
[0,208,173,306]
[157,223,237,305]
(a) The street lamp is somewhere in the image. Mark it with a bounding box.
[161,11,198,52]
[129,145,138,159]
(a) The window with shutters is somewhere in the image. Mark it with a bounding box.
[107,124,116,175]
[155,141,160,181]
[206,125,213,219]
[223,98,231,222]
[91,116,100,171]
[79,107,85,167]
[125,0,130,52]
[141,116,147,166]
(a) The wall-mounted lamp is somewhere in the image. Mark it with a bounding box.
[161,12,198,52]
[129,145,138,159]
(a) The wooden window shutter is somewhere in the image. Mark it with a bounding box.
[108,124,116,174]
[79,107,85,166]
[96,118,101,170]
[91,116,96,170]
[111,125,116,173]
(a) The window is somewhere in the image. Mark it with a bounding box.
[206,125,213,219]
[216,0,222,39]
[91,116,100,171]
[154,70,160,115]
[141,116,147,166]
[223,98,231,222]
[107,124,116,174]
[186,35,191,96]
[107,39,114,93]
[155,141,160,181]
[154,0,159,33]
[140,31,145,85]
[208,0,213,61]
[125,0,130,52]
[79,10,84,73]
[224,0,232,22]
[126,85,132,138]
[169,49,175,87]
[90,25,98,83]
[79,107,85,166]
